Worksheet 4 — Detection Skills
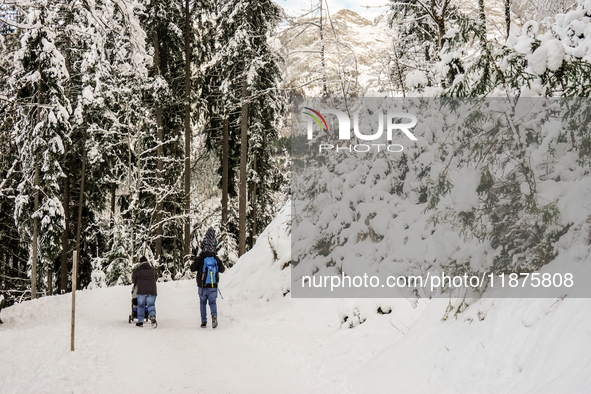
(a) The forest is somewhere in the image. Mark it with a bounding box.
[0,0,288,304]
[2,0,591,306]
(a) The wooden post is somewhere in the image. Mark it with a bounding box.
[71,251,77,351]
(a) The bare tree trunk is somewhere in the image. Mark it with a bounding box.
[319,0,327,96]
[505,0,511,40]
[31,90,41,299]
[392,47,406,97]
[251,155,257,248]
[131,115,144,265]
[184,0,192,265]
[131,189,137,265]
[75,147,86,290]
[239,76,248,257]
[432,0,449,50]
[60,0,73,295]
[110,183,116,230]
[47,265,52,296]
[221,118,229,229]
[32,151,39,299]
[478,0,486,45]
[154,30,164,264]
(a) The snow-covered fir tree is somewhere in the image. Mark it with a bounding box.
[138,0,188,278]
[2,0,591,305]
[10,0,71,296]
[202,0,286,259]
[0,17,30,302]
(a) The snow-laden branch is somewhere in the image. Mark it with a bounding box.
[0,95,57,109]
[277,24,313,51]
[287,50,322,55]
[0,158,18,196]
[0,16,35,30]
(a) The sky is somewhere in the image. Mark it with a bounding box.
[276,0,388,22]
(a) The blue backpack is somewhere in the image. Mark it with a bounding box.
[203,257,218,287]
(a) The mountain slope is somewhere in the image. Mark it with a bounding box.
[279,9,394,96]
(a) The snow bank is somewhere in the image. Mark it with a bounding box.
[223,202,291,301]
[355,297,591,393]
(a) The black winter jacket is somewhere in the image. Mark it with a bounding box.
[132,262,158,295]
[190,251,225,288]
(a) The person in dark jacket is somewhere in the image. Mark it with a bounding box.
[190,227,225,329]
[132,256,158,327]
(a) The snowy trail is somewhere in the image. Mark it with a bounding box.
[0,281,353,394]
[4,276,590,393]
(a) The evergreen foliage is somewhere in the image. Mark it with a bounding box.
[0,0,288,304]
[202,0,286,257]
[10,0,71,293]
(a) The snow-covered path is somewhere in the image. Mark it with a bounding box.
[0,281,353,394]
[3,198,591,394]
[3,279,591,393]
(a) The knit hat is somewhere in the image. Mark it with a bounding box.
[200,227,217,253]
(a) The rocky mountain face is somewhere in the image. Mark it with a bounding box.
[276,2,576,98]
[278,9,394,97]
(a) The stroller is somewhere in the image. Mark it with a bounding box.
[128,285,149,324]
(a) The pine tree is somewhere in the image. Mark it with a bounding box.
[59,0,153,288]
[203,0,285,258]
[138,0,187,276]
[10,0,71,297]
[0,19,30,304]
[437,0,591,97]
[387,0,460,93]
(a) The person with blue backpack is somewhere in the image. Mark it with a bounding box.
[190,227,225,328]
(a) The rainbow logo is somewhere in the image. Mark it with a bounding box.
[303,107,329,133]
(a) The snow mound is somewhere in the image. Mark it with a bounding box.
[355,297,591,393]
[223,202,292,301]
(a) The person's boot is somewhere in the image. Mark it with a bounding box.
[200,321,207,328]
[136,322,143,327]
[149,315,157,328]
[212,315,218,329]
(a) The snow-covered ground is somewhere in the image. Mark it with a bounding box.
[2,204,591,393]
[0,281,354,393]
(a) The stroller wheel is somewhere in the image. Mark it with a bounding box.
[129,315,132,324]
